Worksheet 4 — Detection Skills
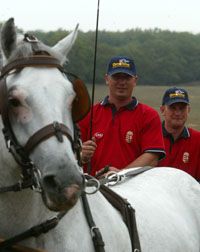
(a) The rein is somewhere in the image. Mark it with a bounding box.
[86,166,154,188]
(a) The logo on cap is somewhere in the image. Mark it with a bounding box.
[169,90,186,99]
[162,87,189,106]
[112,58,130,69]
[107,56,136,76]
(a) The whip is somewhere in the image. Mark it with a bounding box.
[87,0,100,174]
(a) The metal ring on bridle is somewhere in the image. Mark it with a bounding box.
[105,171,120,186]
[84,178,100,194]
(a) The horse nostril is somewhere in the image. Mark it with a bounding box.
[43,175,61,192]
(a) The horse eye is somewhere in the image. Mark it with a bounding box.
[8,98,21,107]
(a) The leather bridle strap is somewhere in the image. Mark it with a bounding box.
[0,212,66,250]
[0,56,64,77]
[24,122,74,155]
[0,238,47,252]
[81,192,105,252]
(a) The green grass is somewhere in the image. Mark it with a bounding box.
[86,84,200,130]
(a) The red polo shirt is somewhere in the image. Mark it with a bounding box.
[158,125,200,181]
[79,97,165,175]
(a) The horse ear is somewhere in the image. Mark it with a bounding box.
[72,78,91,123]
[52,24,79,61]
[1,18,17,59]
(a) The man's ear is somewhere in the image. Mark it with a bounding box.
[160,105,165,115]
[105,74,109,85]
[188,105,191,113]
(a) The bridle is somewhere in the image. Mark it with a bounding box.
[0,55,82,193]
[0,54,86,250]
[0,29,107,251]
[0,32,93,250]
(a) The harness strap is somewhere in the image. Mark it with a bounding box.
[0,212,66,250]
[97,166,153,186]
[0,238,47,252]
[81,193,105,252]
[0,179,33,193]
[100,185,141,252]
[24,122,74,154]
[0,56,64,77]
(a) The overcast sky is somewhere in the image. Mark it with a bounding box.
[1,0,200,33]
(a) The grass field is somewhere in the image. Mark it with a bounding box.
[87,84,200,130]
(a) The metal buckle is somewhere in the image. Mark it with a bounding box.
[105,171,127,186]
[6,139,11,151]
[105,171,120,186]
[31,167,42,193]
[91,226,98,237]
[24,34,38,43]
[53,121,63,142]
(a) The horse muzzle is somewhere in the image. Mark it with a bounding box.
[41,172,85,212]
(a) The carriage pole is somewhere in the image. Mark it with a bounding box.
[87,0,100,174]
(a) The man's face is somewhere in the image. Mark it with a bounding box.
[160,102,190,129]
[105,73,137,101]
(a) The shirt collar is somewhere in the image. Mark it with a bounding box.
[100,96,138,110]
[162,122,190,139]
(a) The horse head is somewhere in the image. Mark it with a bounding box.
[0,18,90,212]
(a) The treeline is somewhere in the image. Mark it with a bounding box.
[1,21,200,85]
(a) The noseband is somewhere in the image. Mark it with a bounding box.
[0,55,81,193]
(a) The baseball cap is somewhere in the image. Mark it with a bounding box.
[162,87,189,105]
[107,56,137,76]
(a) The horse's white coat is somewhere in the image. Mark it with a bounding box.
[0,19,200,252]
[112,167,200,251]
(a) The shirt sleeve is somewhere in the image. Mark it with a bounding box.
[140,107,166,160]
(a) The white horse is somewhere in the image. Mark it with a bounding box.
[0,18,200,252]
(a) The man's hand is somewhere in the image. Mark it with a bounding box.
[81,137,97,164]
[95,166,120,178]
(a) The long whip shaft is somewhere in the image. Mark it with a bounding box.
[87,0,100,174]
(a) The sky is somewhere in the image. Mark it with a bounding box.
[0,0,200,34]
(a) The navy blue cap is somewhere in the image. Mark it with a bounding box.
[162,87,189,105]
[107,56,137,76]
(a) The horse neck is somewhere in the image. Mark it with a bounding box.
[0,189,53,237]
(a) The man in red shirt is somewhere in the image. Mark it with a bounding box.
[158,87,200,182]
[79,56,165,176]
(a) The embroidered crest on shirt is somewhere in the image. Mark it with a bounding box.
[125,131,133,143]
[182,152,189,163]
